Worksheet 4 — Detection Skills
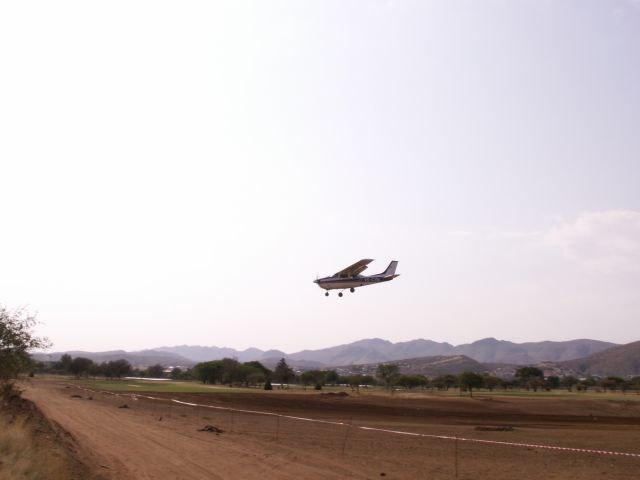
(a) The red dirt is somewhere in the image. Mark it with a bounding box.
[22,380,640,479]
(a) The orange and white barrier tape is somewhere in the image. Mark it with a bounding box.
[67,384,640,459]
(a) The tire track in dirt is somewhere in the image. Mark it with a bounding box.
[23,382,374,480]
[96,387,640,460]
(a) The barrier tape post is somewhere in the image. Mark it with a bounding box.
[341,416,353,456]
[276,412,280,441]
[454,434,459,478]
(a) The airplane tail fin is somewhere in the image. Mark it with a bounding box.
[382,260,398,276]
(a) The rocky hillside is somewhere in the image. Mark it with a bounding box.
[560,341,640,376]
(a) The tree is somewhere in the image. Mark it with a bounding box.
[170,367,183,380]
[273,358,295,388]
[241,361,271,387]
[361,375,376,387]
[59,354,73,373]
[193,361,224,384]
[239,361,270,387]
[101,359,132,378]
[87,361,100,378]
[348,374,364,393]
[601,376,625,392]
[483,375,501,392]
[560,375,578,392]
[545,376,560,390]
[306,370,326,390]
[324,370,339,385]
[69,357,94,378]
[114,359,132,378]
[376,363,400,391]
[0,306,50,384]
[146,364,165,378]
[300,371,315,390]
[582,376,597,389]
[459,372,484,397]
[220,358,242,385]
[515,367,544,391]
[244,361,270,376]
[396,375,427,390]
[432,374,458,390]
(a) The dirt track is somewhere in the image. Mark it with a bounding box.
[23,380,640,479]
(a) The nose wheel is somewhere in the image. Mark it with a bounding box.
[350,288,355,293]
[338,292,343,297]
[325,292,329,297]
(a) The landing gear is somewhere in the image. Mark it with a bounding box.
[350,288,355,293]
[325,292,329,297]
[338,292,343,297]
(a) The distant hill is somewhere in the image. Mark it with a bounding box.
[452,338,616,365]
[285,337,615,366]
[155,345,291,364]
[287,338,454,366]
[38,337,620,370]
[156,338,456,366]
[154,345,267,363]
[560,341,640,377]
[336,355,487,377]
[259,357,326,371]
[33,349,194,368]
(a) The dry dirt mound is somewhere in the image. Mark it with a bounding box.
[0,393,102,480]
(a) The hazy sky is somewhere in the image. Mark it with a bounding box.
[1,1,639,353]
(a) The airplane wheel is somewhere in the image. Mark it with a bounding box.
[338,292,343,297]
[350,288,355,293]
[325,292,329,297]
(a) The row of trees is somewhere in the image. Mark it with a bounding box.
[193,358,300,390]
[375,365,640,396]
[41,354,134,378]
[41,355,640,395]
[39,354,197,379]
[193,359,387,391]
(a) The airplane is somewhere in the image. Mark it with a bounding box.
[313,259,399,297]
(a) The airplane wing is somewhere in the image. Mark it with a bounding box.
[333,259,374,277]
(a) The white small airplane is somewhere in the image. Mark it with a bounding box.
[314,259,400,297]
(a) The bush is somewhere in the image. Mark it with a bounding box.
[1,306,50,403]
[1,382,22,405]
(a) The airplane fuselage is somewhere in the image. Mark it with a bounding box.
[314,274,399,291]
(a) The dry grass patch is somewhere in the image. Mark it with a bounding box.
[0,395,95,480]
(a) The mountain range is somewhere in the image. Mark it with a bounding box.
[157,337,616,367]
[33,349,195,367]
[36,337,618,369]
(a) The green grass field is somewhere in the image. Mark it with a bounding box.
[71,378,355,395]
[74,378,265,394]
[63,377,640,402]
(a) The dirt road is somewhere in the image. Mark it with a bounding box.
[23,380,640,479]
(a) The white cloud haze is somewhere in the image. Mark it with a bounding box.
[543,211,640,274]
